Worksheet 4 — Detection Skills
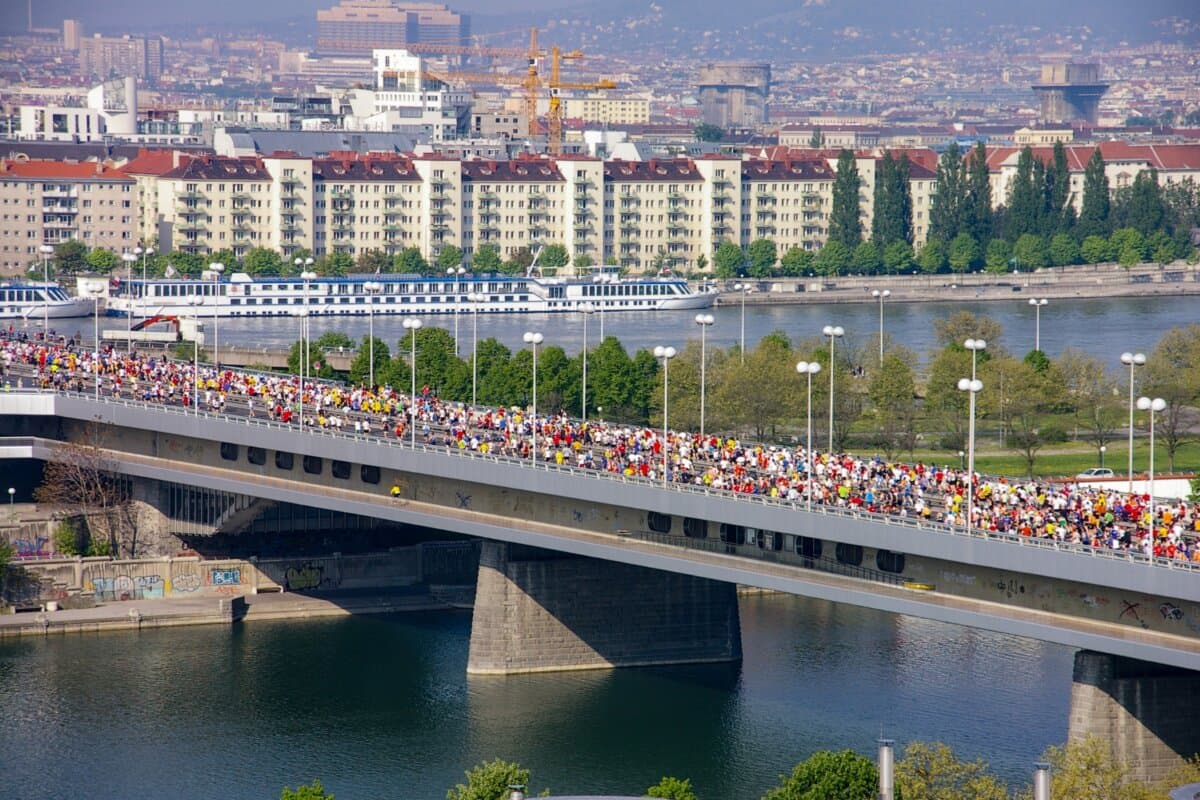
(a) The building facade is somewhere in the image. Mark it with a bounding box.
[78,34,164,82]
[317,0,468,57]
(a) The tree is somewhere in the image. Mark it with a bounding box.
[349,335,391,387]
[1048,233,1081,267]
[948,233,980,273]
[868,350,918,458]
[710,331,799,440]
[894,741,1009,800]
[761,749,877,800]
[1111,228,1146,267]
[813,240,852,275]
[1005,146,1040,241]
[1046,141,1075,236]
[872,150,913,247]
[780,246,814,276]
[318,252,354,277]
[933,311,1003,351]
[1058,349,1122,461]
[538,243,570,272]
[1116,169,1165,237]
[984,239,1012,273]
[809,127,824,148]
[1012,234,1047,269]
[964,141,993,243]
[930,141,967,242]
[394,247,428,274]
[1039,736,1157,800]
[281,780,334,800]
[694,123,724,142]
[1080,235,1112,264]
[446,759,531,800]
[1144,323,1200,470]
[85,247,119,273]
[852,241,881,273]
[747,238,777,277]
[1003,358,1065,477]
[882,241,915,273]
[55,240,89,274]
[712,240,745,278]
[1077,148,1111,239]
[436,244,465,271]
[645,776,697,800]
[829,149,863,249]
[244,247,284,275]
[356,248,390,274]
[472,245,502,273]
[917,238,947,273]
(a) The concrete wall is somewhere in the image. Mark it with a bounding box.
[1069,650,1200,784]
[467,541,742,674]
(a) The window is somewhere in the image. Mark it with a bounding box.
[683,517,707,538]
[876,550,905,574]
[360,465,381,484]
[796,536,822,559]
[647,511,672,533]
[246,446,266,465]
[759,530,783,551]
[303,455,323,475]
[331,460,351,480]
[219,442,238,461]
[835,543,863,566]
[719,523,745,545]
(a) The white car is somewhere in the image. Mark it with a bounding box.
[1076,468,1115,479]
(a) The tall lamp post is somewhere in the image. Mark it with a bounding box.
[964,337,987,380]
[734,282,751,363]
[523,331,544,464]
[822,324,844,454]
[38,243,55,333]
[121,251,137,351]
[468,292,485,406]
[796,360,822,511]
[137,246,153,321]
[364,280,383,387]
[298,268,318,427]
[1136,396,1166,539]
[403,317,423,448]
[7,487,13,520]
[653,345,677,486]
[694,313,714,438]
[872,289,891,366]
[1100,445,1107,470]
[957,377,983,536]
[1028,298,1048,352]
[207,262,224,366]
[1120,351,1146,493]
[580,302,595,421]
[87,288,102,401]
[187,296,202,415]
[448,265,465,355]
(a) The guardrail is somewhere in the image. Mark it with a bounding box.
[6,385,1199,577]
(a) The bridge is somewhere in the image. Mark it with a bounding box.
[2,388,1199,781]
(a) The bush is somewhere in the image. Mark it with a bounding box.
[1040,425,1068,444]
[53,519,84,556]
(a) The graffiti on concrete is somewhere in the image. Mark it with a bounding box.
[13,536,51,558]
[284,562,337,592]
[91,575,137,601]
[1119,600,1149,629]
[455,491,472,509]
[1159,602,1184,621]
[208,567,241,587]
[135,575,164,600]
[170,572,200,593]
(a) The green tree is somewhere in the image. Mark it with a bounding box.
[868,350,918,458]
[694,123,724,142]
[1080,235,1112,264]
[1039,736,1156,800]
[1077,148,1111,239]
[1005,146,1040,241]
[355,248,390,274]
[829,149,863,248]
[349,336,391,386]
[281,779,334,800]
[984,239,1012,273]
[54,240,89,274]
[852,240,881,273]
[895,741,1009,800]
[1012,234,1047,269]
[1115,168,1165,237]
[436,244,465,271]
[779,246,814,276]
[762,749,877,800]
[1002,358,1065,476]
[85,247,119,273]
[394,247,429,274]
[1143,323,1200,471]
[948,233,980,273]
[882,240,915,273]
[645,776,697,800]
[1046,141,1075,235]
[472,245,502,273]
[243,247,284,275]
[538,243,570,271]
[930,141,967,242]
[712,240,745,278]
[1111,228,1146,267]
[1048,233,1081,266]
[809,127,824,148]
[318,252,354,277]
[1058,348,1122,460]
[747,238,778,277]
[573,253,594,273]
[964,141,993,243]
[872,150,913,247]
[813,240,852,275]
[710,331,799,439]
[933,310,1003,351]
[446,759,531,800]
[917,238,947,273]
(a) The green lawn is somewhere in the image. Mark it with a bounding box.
[902,438,1200,479]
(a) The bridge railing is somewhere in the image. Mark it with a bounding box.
[9,387,1200,576]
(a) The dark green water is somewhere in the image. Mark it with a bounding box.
[0,594,1073,799]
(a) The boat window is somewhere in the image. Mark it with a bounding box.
[246,447,266,465]
[219,442,238,461]
[275,451,294,470]
[360,465,380,484]
[331,460,351,479]
[303,455,323,475]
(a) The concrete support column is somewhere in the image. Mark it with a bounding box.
[467,541,742,675]
[1068,650,1200,784]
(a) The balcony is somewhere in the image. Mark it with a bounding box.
[177,222,208,234]
[332,218,353,231]
[231,192,252,202]
[177,189,204,201]
[430,190,452,202]
[619,195,640,208]
[383,223,403,232]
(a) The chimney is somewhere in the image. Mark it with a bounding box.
[877,739,895,800]
[1032,762,1051,800]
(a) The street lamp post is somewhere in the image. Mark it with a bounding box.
[653,345,677,487]
[1028,298,1048,352]
[695,313,714,438]
[364,280,383,387]
[964,338,987,380]
[1120,352,1146,493]
[580,302,595,421]
[299,269,318,429]
[523,331,544,464]
[822,324,844,454]
[872,289,891,366]
[734,282,750,363]
[139,246,153,323]
[38,244,54,333]
[187,296,202,416]
[957,377,983,537]
[208,262,224,366]
[88,289,101,401]
[796,360,822,511]
[448,266,465,356]
[404,318,424,447]
[7,487,13,520]
[121,252,137,351]
[468,292,485,406]
[1100,445,1107,469]
[1136,396,1166,539]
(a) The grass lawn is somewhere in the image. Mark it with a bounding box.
[900,438,1200,479]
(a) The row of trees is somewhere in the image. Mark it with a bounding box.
[290,315,1200,477]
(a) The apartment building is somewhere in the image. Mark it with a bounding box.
[78,34,164,82]
[154,156,276,258]
[312,155,425,257]
[0,159,136,274]
[563,96,651,126]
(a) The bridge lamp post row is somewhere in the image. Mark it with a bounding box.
[796,359,822,512]
[654,345,676,487]
[187,296,202,416]
[404,318,424,448]
[579,302,595,422]
[1137,396,1166,539]
[694,313,714,438]
[38,243,54,333]
[364,280,383,388]
[448,265,466,356]
[208,262,224,367]
[957,377,983,537]
[822,325,844,455]
[872,288,890,367]
[297,269,318,431]
[523,331,544,465]
[1120,351,1146,493]
[121,251,137,351]
[964,337,986,381]
[468,292,485,406]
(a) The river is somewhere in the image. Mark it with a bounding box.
[0,594,1073,799]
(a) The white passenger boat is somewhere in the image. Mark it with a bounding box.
[0,282,94,320]
[106,272,716,319]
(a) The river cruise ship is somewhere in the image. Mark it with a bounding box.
[0,282,94,320]
[106,272,716,319]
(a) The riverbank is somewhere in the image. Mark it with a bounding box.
[713,262,1200,306]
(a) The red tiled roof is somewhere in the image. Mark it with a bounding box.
[741,158,834,180]
[160,156,270,181]
[604,158,703,182]
[461,160,564,182]
[120,148,183,177]
[0,159,133,181]
[313,158,420,181]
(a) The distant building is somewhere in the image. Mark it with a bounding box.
[316,0,469,57]
[1013,126,1074,146]
[563,96,650,126]
[696,63,770,129]
[79,34,164,82]
[63,19,84,51]
[17,77,138,143]
[779,125,879,149]
[1032,63,1109,125]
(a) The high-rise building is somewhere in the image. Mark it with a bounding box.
[1032,63,1109,125]
[316,0,468,57]
[696,63,771,129]
[63,19,84,51]
[79,34,164,82]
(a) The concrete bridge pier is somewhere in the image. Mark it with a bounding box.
[1068,650,1200,784]
[467,541,742,675]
